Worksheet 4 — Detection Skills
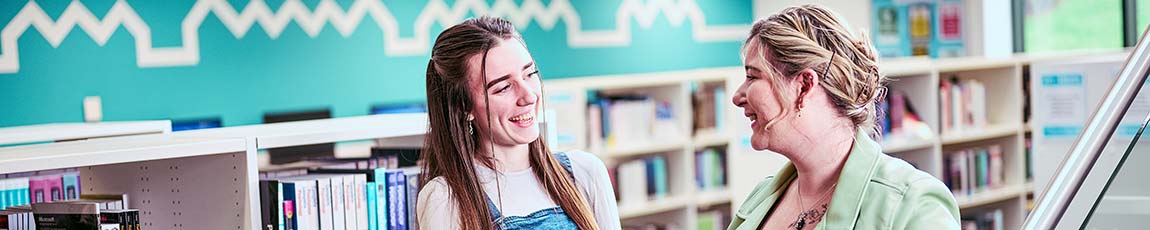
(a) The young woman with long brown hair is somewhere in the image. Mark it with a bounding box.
[415,16,620,230]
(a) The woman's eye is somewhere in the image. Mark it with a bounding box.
[494,84,511,94]
[527,70,540,79]
[745,75,757,80]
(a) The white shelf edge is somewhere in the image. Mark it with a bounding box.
[955,183,1027,209]
[0,120,172,146]
[881,137,938,153]
[175,113,427,150]
[619,195,692,219]
[940,124,1022,145]
[0,135,248,175]
[602,139,689,158]
[696,188,733,207]
[692,129,730,148]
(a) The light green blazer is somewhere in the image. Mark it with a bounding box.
[728,131,960,230]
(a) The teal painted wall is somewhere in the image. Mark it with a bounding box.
[0,0,752,127]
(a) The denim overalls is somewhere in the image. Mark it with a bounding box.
[485,152,580,229]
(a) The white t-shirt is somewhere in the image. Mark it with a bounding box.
[416,151,621,230]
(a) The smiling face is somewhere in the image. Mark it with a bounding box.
[732,41,799,152]
[466,38,543,147]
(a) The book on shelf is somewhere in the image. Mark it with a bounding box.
[588,94,683,150]
[695,147,727,190]
[944,145,1005,196]
[961,209,1004,230]
[879,90,934,144]
[2,172,81,210]
[614,155,670,206]
[260,154,421,230]
[692,84,726,133]
[696,210,731,230]
[32,202,100,230]
[0,193,133,230]
[940,77,989,135]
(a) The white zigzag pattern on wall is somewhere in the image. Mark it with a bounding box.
[0,0,748,73]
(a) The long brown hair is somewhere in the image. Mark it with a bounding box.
[420,16,600,230]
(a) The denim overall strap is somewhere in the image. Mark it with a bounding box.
[484,152,582,229]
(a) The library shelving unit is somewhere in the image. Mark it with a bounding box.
[0,120,171,146]
[544,68,743,229]
[540,50,1130,228]
[0,113,428,230]
[0,134,259,230]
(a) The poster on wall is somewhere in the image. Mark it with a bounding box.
[871,0,965,58]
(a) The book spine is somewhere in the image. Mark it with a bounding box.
[394,171,407,230]
[374,169,388,230]
[61,173,79,201]
[331,177,347,230]
[365,181,377,230]
[282,183,297,230]
[353,175,368,230]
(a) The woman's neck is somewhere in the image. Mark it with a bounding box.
[787,121,856,196]
[483,142,532,172]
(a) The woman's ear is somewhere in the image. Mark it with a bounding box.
[466,113,475,121]
[793,68,818,110]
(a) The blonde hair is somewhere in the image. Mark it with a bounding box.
[743,4,888,137]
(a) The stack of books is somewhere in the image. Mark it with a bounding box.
[588,94,682,150]
[941,77,989,135]
[944,145,1005,196]
[258,147,422,230]
[961,209,1004,230]
[694,148,727,191]
[613,155,670,206]
[1,193,134,230]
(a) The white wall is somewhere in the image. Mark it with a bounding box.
[753,0,873,35]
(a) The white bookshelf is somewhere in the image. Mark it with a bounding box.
[0,135,260,230]
[0,120,171,146]
[538,52,1134,228]
[545,68,743,229]
[0,113,430,230]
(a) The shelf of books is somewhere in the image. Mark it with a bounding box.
[0,134,258,230]
[0,120,172,146]
[0,113,430,230]
[546,69,738,229]
[877,57,1031,230]
[174,113,429,230]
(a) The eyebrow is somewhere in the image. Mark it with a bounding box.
[485,62,535,89]
[745,65,763,73]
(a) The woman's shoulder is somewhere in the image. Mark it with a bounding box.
[418,176,452,201]
[872,154,946,191]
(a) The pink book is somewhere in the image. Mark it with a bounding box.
[28,175,63,203]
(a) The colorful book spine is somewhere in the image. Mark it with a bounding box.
[282,182,298,230]
[62,172,80,201]
[28,175,63,204]
[388,171,408,230]
[374,169,388,230]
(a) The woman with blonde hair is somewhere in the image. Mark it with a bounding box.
[728,5,960,230]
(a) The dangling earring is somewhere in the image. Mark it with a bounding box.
[468,120,474,135]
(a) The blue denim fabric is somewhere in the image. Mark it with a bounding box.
[486,152,579,230]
